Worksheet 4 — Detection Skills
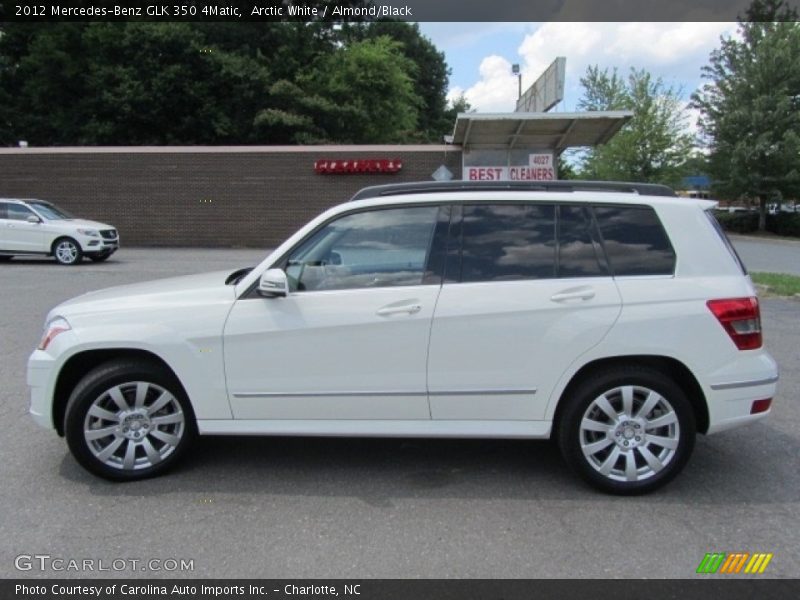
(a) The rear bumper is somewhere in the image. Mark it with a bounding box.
[704,351,779,434]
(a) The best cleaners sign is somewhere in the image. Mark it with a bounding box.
[465,153,555,181]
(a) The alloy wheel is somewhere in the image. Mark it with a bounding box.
[55,240,79,264]
[82,381,186,471]
[579,385,680,483]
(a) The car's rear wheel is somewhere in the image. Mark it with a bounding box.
[53,237,82,265]
[557,366,695,495]
[65,360,196,481]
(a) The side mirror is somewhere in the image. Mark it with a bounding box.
[258,268,289,298]
[27,215,41,224]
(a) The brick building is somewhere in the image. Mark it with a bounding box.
[0,145,462,248]
[0,111,630,248]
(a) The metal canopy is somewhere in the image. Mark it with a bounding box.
[452,111,633,154]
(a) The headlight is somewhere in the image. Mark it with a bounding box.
[38,317,71,351]
[77,228,99,237]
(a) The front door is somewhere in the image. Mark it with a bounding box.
[224,204,448,420]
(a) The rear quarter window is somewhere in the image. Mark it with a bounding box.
[705,209,747,274]
[593,205,676,276]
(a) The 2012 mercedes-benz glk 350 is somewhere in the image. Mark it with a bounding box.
[28,181,779,494]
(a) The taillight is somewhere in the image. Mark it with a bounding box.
[706,297,762,350]
[751,399,772,414]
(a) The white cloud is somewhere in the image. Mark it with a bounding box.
[456,22,737,114]
[451,55,519,113]
[607,22,736,63]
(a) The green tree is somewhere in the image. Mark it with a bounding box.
[0,17,446,146]
[444,93,471,123]
[577,66,694,187]
[341,22,450,142]
[0,23,272,145]
[692,0,800,230]
[557,155,578,180]
[312,36,421,143]
[82,23,271,144]
[0,24,88,145]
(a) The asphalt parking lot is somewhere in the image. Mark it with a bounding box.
[1,245,798,579]
[729,234,800,276]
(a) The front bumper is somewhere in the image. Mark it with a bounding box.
[28,349,57,431]
[77,229,120,255]
[81,239,119,255]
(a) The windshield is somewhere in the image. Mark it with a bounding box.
[29,202,73,220]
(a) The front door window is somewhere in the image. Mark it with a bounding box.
[285,205,440,292]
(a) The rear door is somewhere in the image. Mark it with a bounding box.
[427,202,622,421]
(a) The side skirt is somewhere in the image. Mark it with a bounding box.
[197,419,552,439]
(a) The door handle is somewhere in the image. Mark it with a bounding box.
[376,303,422,317]
[550,288,595,302]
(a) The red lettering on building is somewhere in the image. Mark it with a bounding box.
[314,159,403,174]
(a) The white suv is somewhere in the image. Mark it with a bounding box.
[27,181,778,494]
[0,198,119,265]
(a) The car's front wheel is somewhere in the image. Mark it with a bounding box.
[65,360,196,481]
[52,237,83,265]
[557,366,696,495]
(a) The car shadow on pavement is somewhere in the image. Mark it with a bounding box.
[57,420,800,505]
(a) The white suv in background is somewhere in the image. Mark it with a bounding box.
[27,181,778,494]
[0,198,119,265]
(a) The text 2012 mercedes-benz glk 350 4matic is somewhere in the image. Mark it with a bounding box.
[27,181,778,494]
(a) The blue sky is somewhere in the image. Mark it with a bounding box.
[418,22,739,129]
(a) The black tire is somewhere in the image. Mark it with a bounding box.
[88,252,111,262]
[65,359,196,481]
[52,237,83,265]
[557,366,695,495]
[0,255,12,261]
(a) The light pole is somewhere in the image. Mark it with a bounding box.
[512,64,521,99]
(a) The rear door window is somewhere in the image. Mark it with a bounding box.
[593,205,676,276]
[460,204,556,282]
[557,205,608,277]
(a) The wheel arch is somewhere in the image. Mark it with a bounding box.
[52,348,188,436]
[50,235,79,254]
[551,355,709,439]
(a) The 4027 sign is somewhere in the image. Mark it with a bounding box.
[315,159,403,175]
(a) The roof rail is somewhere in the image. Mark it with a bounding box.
[351,180,676,201]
